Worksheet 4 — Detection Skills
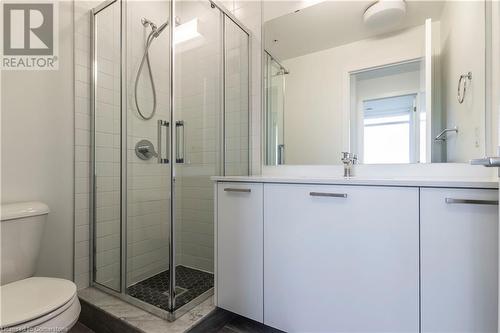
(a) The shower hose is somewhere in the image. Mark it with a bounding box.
[134,31,158,120]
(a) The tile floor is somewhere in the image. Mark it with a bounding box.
[127,265,214,311]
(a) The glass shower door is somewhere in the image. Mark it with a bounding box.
[124,0,173,311]
[171,0,222,311]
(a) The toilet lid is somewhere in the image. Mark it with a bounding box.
[0,277,77,328]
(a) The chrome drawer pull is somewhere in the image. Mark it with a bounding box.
[445,198,498,205]
[310,192,347,198]
[224,188,251,193]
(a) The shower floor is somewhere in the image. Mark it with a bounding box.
[127,265,214,311]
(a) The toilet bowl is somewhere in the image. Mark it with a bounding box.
[0,202,80,333]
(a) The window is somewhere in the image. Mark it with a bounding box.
[362,94,418,164]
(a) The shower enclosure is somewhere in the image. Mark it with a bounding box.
[90,0,250,319]
[264,51,286,165]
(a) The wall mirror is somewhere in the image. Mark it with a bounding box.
[263,0,491,165]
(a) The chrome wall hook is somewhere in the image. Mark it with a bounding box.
[457,71,472,104]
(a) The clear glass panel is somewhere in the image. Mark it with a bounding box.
[173,0,222,310]
[124,0,172,308]
[225,17,249,176]
[265,53,285,166]
[93,2,122,292]
[91,0,250,315]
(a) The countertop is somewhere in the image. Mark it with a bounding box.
[212,176,499,189]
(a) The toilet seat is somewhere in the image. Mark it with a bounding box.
[1,277,80,332]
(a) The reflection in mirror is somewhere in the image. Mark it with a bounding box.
[265,51,287,165]
[263,0,488,165]
[350,60,426,164]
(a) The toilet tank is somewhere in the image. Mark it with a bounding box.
[1,202,49,285]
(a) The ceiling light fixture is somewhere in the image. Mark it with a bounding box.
[363,0,406,30]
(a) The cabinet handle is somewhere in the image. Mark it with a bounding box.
[445,198,498,205]
[224,188,251,193]
[310,192,347,198]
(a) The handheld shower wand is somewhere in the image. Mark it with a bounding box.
[134,18,169,120]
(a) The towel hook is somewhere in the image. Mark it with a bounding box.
[457,71,472,104]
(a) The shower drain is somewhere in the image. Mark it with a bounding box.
[162,286,188,298]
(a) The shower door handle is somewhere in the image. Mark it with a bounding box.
[176,120,185,163]
[157,120,170,164]
[278,144,285,165]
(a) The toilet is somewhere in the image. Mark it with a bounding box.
[0,202,80,333]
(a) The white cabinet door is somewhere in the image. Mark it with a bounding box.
[216,182,263,322]
[421,188,498,333]
[264,184,419,332]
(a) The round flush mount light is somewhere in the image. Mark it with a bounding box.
[363,0,406,30]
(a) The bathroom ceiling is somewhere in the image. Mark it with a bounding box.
[264,1,445,60]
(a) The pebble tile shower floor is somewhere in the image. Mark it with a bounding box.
[127,265,214,311]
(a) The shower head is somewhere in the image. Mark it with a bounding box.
[141,17,169,38]
[275,68,289,76]
[154,21,169,38]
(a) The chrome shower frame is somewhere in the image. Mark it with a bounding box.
[90,0,252,321]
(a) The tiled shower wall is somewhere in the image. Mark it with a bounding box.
[74,0,262,290]
[74,0,100,290]
[93,2,121,290]
[126,0,171,286]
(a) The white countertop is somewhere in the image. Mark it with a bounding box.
[212,176,499,188]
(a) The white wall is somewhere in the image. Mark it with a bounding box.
[440,1,485,162]
[282,25,426,165]
[1,1,74,280]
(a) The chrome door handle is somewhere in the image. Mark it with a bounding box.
[157,120,169,164]
[224,188,251,193]
[310,192,347,198]
[445,198,498,205]
[470,157,500,167]
[176,120,185,163]
[278,144,285,165]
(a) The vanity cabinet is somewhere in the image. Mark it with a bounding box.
[420,188,498,333]
[263,184,419,332]
[215,180,499,332]
[216,182,263,322]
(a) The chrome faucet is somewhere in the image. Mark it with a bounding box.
[341,152,358,178]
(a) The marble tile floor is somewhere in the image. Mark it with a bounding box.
[77,287,216,333]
